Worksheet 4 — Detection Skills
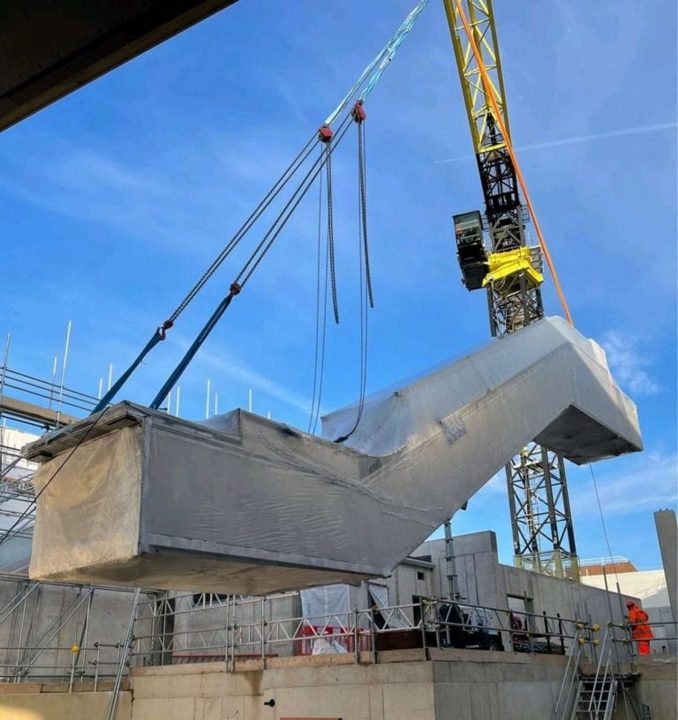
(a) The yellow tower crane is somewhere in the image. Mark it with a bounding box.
[442,0,579,580]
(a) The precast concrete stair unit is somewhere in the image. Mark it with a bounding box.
[24,317,642,595]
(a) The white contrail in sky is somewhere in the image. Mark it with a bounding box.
[435,121,677,164]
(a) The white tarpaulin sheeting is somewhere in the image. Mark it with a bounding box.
[367,582,408,629]
[300,584,351,622]
[25,317,642,594]
[300,584,352,654]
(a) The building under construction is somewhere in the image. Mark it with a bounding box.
[0,339,675,719]
[0,1,676,719]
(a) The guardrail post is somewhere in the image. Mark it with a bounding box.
[260,597,266,665]
[68,643,78,692]
[543,611,552,654]
[114,643,121,676]
[93,642,101,691]
[370,610,377,663]
[353,607,360,665]
[230,595,238,672]
[224,595,231,671]
[419,599,427,657]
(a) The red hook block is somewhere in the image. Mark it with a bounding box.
[318,125,333,143]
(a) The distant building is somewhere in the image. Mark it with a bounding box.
[579,556,638,577]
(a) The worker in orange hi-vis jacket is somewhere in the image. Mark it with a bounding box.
[626,600,654,656]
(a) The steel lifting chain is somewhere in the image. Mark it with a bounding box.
[354,100,374,308]
[320,125,340,325]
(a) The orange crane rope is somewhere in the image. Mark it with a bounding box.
[453,0,574,326]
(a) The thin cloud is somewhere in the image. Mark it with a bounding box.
[176,339,315,417]
[602,330,660,397]
[0,134,308,261]
[52,146,165,195]
[434,122,677,164]
[573,452,678,517]
[481,471,506,494]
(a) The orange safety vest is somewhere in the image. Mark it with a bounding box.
[628,605,653,640]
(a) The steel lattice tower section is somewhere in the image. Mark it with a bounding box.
[444,0,579,580]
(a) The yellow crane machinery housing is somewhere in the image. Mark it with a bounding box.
[483,246,543,289]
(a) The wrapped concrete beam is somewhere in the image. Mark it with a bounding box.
[24,317,641,594]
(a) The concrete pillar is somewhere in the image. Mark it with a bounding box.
[654,509,677,622]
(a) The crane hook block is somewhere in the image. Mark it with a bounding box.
[351,100,367,123]
[318,125,333,143]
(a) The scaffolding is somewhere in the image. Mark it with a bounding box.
[0,341,100,573]
[0,573,140,685]
[0,340,140,687]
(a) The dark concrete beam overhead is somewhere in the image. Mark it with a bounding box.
[0,0,238,132]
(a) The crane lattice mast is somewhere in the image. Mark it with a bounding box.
[443,0,579,580]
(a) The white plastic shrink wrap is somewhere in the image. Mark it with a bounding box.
[25,317,641,594]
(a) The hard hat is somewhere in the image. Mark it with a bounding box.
[625,599,634,608]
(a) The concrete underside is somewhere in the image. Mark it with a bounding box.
[0,0,239,132]
[0,653,675,720]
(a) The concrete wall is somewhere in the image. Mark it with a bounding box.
[132,657,436,720]
[498,564,630,627]
[628,656,678,720]
[416,533,500,606]
[431,651,566,720]
[0,652,675,719]
[343,561,434,624]
[582,569,676,654]
[655,509,677,623]
[0,578,140,681]
[646,605,678,654]
[416,532,637,632]
[129,653,572,720]
[0,687,131,720]
[130,653,678,720]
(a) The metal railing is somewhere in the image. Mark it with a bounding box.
[133,595,676,670]
[0,366,99,420]
[1,575,676,688]
[1,643,124,686]
[553,618,678,720]
[586,627,617,720]
[130,593,585,669]
[426,598,574,655]
[0,362,99,555]
[552,623,593,720]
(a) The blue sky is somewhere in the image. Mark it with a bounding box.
[0,0,676,569]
